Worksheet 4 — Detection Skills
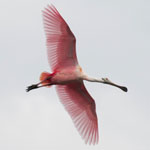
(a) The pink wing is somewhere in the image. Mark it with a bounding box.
[56,81,99,145]
[42,5,78,71]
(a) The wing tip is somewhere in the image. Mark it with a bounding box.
[73,112,99,145]
[42,4,59,15]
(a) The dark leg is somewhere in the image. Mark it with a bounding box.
[26,83,52,92]
[26,84,39,92]
[26,76,52,92]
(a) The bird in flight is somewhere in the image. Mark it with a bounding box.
[27,5,127,145]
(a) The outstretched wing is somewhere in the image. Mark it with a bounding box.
[42,5,78,71]
[56,81,99,145]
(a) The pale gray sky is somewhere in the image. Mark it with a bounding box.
[0,0,150,150]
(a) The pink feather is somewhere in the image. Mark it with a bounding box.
[56,81,99,145]
[42,5,78,71]
[42,5,99,144]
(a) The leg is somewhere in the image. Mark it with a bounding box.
[26,83,52,92]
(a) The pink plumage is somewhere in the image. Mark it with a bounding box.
[57,81,99,144]
[42,5,99,144]
[27,4,127,145]
[42,5,78,71]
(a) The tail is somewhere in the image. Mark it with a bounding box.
[40,72,52,87]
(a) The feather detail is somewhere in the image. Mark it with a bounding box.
[42,5,78,71]
[56,81,99,145]
[43,5,99,145]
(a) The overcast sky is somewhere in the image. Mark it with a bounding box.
[0,0,150,150]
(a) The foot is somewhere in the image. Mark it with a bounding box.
[26,84,39,92]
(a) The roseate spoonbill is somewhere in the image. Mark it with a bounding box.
[26,5,127,145]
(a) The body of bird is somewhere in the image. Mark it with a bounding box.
[49,65,84,85]
[27,4,127,145]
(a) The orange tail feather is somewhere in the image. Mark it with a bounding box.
[40,72,52,86]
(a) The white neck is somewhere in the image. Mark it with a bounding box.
[83,75,104,83]
[82,75,127,92]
